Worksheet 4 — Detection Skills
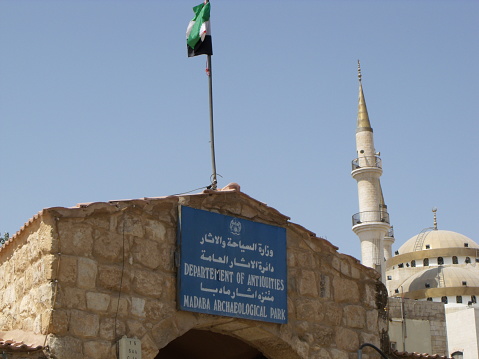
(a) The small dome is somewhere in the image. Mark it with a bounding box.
[397,230,478,254]
[401,266,479,293]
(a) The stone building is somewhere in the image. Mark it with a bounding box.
[350,62,478,358]
[0,185,389,359]
[386,224,479,359]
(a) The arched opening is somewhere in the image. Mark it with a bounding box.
[423,258,429,267]
[452,256,458,264]
[155,329,267,359]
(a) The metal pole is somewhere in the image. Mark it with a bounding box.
[207,53,217,189]
[358,343,389,359]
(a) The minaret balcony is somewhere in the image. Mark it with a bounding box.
[351,155,382,171]
[352,211,390,226]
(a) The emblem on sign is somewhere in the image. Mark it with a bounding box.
[229,219,242,236]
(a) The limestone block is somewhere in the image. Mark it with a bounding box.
[48,335,84,359]
[319,274,331,299]
[133,238,161,270]
[323,302,343,326]
[310,324,334,346]
[335,327,359,352]
[59,222,94,257]
[298,270,318,297]
[99,317,116,340]
[93,230,123,262]
[58,286,87,310]
[144,299,172,323]
[366,310,379,333]
[363,283,379,309]
[291,336,310,358]
[331,257,341,272]
[69,309,100,338]
[157,245,175,272]
[86,292,111,312]
[360,332,379,348]
[144,220,167,242]
[295,299,323,321]
[127,319,148,338]
[14,277,25,303]
[151,318,179,349]
[77,257,98,289]
[97,264,127,292]
[234,326,275,342]
[350,266,361,280]
[51,309,69,335]
[109,297,129,318]
[86,216,110,230]
[141,333,160,359]
[58,255,77,285]
[333,277,359,303]
[343,305,366,329]
[340,261,350,277]
[33,313,43,334]
[309,347,332,359]
[132,269,164,298]
[119,216,144,237]
[297,251,315,269]
[4,284,16,307]
[330,348,349,359]
[287,251,297,267]
[131,297,146,318]
[83,340,113,359]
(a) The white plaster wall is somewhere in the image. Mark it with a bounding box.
[446,307,479,359]
[389,319,432,354]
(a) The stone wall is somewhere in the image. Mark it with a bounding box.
[1,189,388,359]
[388,297,447,355]
[0,211,56,343]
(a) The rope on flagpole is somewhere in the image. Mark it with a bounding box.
[207,53,217,190]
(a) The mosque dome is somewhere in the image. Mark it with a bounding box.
[401,266,479,294]
[397,230,479,255]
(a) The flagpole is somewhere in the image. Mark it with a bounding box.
[205,0,217,190]
[207,53,218,190]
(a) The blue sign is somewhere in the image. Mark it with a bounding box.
[178,206,287,323]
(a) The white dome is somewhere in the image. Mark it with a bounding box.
[397,230,478,255]
[401,266,479,293]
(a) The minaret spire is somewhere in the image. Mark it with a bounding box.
[351,61,392,282]
[432,207,438,230]
[357,60,372,131]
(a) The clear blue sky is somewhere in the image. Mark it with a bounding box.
[1,0,477,261]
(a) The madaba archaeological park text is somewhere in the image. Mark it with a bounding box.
[182,295,287,321]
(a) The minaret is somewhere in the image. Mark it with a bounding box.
[351,61,392,281]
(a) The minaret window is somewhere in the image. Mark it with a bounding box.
[425,244,430,249]
[456,296,463,304]
[453,256,458,264]
[411,260,416,267]
[465,257,471,264]
[441,296,448,304]
[437,257,444,265]
[452,352,463,359]
[464,243,469,248]
[423,258,429,267]
[427,297,433,301]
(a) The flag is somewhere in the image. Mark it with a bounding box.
[186,2,213,57]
